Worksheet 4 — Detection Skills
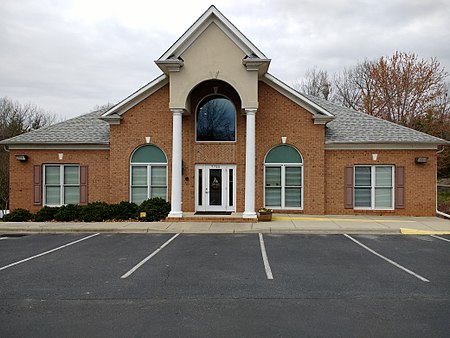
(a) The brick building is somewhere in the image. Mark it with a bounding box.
[1,6,448,219]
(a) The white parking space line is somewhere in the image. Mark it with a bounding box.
[121,233,180,279]
[0,233,100,272]
[258,233,274,280]
[430,235,450,243]
[0,237,7,240]
[343,234,430,283]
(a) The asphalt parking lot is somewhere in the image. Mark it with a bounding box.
[0,233,449,337]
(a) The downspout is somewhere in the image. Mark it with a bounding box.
[436,145,450,219]
[1,145,10,217]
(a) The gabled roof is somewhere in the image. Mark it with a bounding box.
[262,73,335,123]
[101,75,168,120]
[157,5,268,63]
[0,109,110,148]
[305,94,449,146]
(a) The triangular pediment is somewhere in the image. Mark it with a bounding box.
[156,5,270,74]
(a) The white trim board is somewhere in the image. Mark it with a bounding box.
[325,143,438,150]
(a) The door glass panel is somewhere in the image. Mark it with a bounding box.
[229,169,233,206]
[209,169,222,206]
[198,169,202,206]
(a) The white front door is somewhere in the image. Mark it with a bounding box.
[195,165,236,212]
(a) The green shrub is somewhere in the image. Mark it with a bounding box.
[79,202,110,222]
[2,208,33,222]
[55,204,82,222]
[34,206,60,222]
[109,201,138,220]
[138,197,171,221]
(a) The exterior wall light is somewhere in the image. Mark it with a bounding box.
[58,153,64,160]
[15,155,28,161]
[281,136,287,144]
[415,157,428,164]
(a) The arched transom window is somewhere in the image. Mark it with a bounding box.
[264,145,303,209]
[196,95,236,141]
[130,145,167,204]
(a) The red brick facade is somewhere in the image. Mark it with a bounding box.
[8,82,439,216]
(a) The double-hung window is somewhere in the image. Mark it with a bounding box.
[44,165,80,206]
[130,145,168,205]
[354,165,394,209]
[264,145,303,209]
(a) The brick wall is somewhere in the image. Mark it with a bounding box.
[7,83,439,217]
[324,149,437,216]
[256,82,326,214]
[8,149,110,213]
[109,84,173,204]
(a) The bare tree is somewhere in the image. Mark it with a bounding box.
[90,102,115,112]
[294,67,333,100]
[0,97,59,213]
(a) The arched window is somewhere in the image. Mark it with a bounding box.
[264,145,303,209]
[130,145,168,204]
[196,95,236,141]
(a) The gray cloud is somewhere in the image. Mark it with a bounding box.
[1,0,449,118]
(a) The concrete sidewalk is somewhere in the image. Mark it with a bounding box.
[0,214,449,235]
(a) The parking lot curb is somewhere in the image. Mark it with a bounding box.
[0,227,402,235]
[400,228,450,235]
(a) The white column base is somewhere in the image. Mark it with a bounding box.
[243,211,257,219]
[168,211,183,218]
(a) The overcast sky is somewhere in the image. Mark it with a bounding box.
[1,0,449,119]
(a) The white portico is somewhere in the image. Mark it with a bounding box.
[155,6,270,219]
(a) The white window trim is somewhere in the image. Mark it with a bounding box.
[43,164,80,207]
[129,162,168,204]
[264,163,304,210]
[195,94,237,143]
[354,165,395,210]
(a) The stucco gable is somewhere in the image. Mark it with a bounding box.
[156,5,268,67]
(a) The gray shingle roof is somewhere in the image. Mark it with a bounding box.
[305,94,449,145]
[1,95,447,147]
[0,109,110,145]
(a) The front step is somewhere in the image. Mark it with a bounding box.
[165,212,257,223]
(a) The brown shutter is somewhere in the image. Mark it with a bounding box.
[33,165,42,206]
[80,166,88,205]
[395,166,405,209]
[344,166,354,209]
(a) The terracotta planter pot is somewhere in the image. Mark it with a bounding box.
[258,212,272,221]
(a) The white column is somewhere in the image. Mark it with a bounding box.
[243,108,257,219]
[168,109,183,218]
